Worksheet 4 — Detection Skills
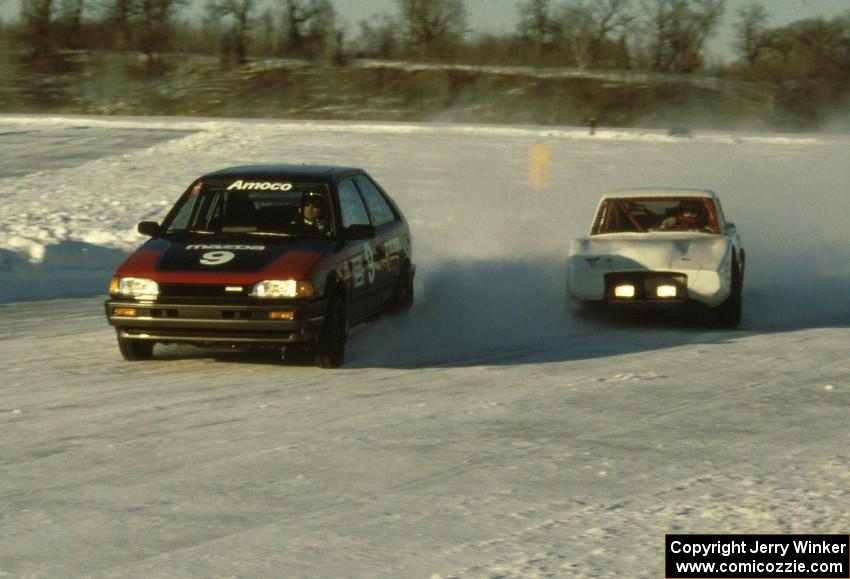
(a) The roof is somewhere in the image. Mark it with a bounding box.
[200,164,363,183]
[601,188,718,200]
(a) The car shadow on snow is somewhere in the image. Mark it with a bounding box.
[138,257,850,369]
[343,257,850,369]
[61,254,847,369]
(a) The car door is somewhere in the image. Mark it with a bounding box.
[336,177,384,321]
[353,174,404,305]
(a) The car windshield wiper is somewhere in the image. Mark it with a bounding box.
[164,229,215,237]
[243,231,293,237]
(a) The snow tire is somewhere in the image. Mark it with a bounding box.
[315,292,347,368]
[117,334,154,361]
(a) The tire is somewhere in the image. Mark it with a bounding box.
[117,334,154,361]
[386,263,414,313]
[315,292,347,368]
[713,256,743,329]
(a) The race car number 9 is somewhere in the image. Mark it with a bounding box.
[200,251,235,265]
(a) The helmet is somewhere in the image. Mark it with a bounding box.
[302,190,324,207]
[678,200,704,224]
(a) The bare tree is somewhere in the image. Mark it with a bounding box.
[207,0,257,63]
[277,0,339,59]
[396,0,468,61]
[640,0,724,73]
[517,0,556,64]
[20,0,56,54]
[734,1,768,68]
[257,7,276,55]
[101,0,135,50]
[559,0,633,70]
[357,13,400,59]
[280,0,308,54]
[305,0,339,61]
[58,0,85,48]
[96,0,186,58]
[136,0,189,64]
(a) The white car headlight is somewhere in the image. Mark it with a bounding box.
[250,280,314,298]
[614,284,635,298]
[110,277,159,299]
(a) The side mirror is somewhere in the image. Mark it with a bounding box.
[137,221,161,237]
[344,224,375,240]
[723,222,737,235]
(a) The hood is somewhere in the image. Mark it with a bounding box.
[114,237,332,283]
[570,233,730,272]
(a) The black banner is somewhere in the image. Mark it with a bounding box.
[666,534,849,578]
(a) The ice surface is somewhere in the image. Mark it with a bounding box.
[0,115,847,578]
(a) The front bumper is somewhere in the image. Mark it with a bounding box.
[105,297,327,346]
[568,265,730,308]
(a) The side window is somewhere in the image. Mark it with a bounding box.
[166,190,220,232]
[337,178,370,228]
[167,194,200,231]
[355,176,397,227]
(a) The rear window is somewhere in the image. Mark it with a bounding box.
[163,180,335,238]
[592,197,719,234]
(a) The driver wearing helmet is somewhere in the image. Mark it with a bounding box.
[298,190,330,234]
[660,199,708,231]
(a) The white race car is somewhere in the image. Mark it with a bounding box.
[567,189,745,327]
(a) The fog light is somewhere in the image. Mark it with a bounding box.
[113,307,138,317]
[656,285,677,298]
[614,284,635,298]
[268,311,295,320]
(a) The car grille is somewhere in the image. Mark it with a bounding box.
[159,284,247,299]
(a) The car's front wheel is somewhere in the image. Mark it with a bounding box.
[315,292,347,368]
[117,334,154,361]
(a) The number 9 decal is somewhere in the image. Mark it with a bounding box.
[200,251,235,265]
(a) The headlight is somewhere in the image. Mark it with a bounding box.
[614,284,635,298]
[656,285,678,298]
[110,277,159,299]
[250,280,314,298]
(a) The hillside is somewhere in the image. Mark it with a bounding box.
[0,50,778,130]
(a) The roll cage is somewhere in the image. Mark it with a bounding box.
[591,197,720,234]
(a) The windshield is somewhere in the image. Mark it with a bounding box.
[162,180,335,238]
[591,197,719,234]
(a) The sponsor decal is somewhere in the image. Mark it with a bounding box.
[384,237,402,268]
[384,237,402,254]
[353,262,365,287]
[344,245,377,288]
[363,242,376,284]
[199,251,236,265]
[226,180,293,191]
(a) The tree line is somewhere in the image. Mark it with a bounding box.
[5,0,850,123]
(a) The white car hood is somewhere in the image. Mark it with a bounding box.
[569,233,731,272]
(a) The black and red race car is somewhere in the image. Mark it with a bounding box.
[105,164,414,367]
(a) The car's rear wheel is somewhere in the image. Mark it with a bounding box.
[117,334,154,361]
[315,292,347,368]
[713,255,743,329]
[386,263,414,313]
